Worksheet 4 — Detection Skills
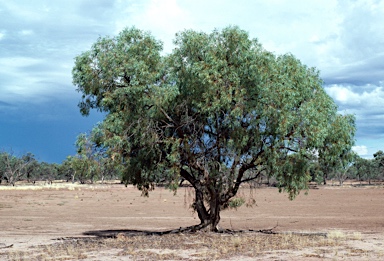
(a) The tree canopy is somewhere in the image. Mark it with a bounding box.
[72,26,356,231]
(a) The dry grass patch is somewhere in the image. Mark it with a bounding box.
[3,231,383,260]
[1,231,351,260]
[0,203,12,209]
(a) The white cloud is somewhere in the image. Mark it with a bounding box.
[111,0,384,75]
[319,0,384,80]
[0,56,41,68]
[352,145,368,156]
[19,30,34,36]
[114,0,344,61]
[337,0,384,60]
[325,84,384,107]
[325,85,360,104]
[324,83,384,146]
[1,1,46,22]
[116,0,193,53]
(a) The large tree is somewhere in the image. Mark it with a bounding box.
[73,26,355,231]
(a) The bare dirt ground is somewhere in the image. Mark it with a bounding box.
[0,182,383,260]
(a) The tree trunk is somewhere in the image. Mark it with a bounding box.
[193,187,221,232]
[208,196,221,231]
[179,168,222,232]
[323,173,327,185]
[194,186,210,228]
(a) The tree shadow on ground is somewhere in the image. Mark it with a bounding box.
[83,229,179,238]
[82,226,283,238]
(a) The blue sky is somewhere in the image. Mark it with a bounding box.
[1,0,384,163]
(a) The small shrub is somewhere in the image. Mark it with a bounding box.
[228,197,245,210]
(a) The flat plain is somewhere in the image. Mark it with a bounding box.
[0,182,383,260]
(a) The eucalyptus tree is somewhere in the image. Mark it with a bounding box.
[331,151,356,186]
[58,158,75,182]
[317,114,356,184]
[0,151,34,186]
[73,26,355,231]
[354,156,376,184]
[22,152,39,183]
[73,130,121,183]
[74,133,102,183]
[0,153,5,183]
[36,162,59,184]
[373,150,384,181]
[62,131,117,184]
[63,155,89,184]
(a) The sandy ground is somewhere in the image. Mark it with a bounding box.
[0,183,383,260]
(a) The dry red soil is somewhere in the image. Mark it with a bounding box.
[0,183,383,258]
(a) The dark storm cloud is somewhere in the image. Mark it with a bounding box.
[0,0,120,106]
[0,0,118,161]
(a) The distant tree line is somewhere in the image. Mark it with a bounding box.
[0,133,121,186]
[1,144,383,186]
[308,150,384,186]
[0,151,61,186]
[243,150,384,187]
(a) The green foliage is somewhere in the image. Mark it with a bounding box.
[275,153,312,199]
[0,151,36,185]
[37,162,59,183]
[73,26,356,230]
[61,130,122,184]
[317,114,356,184]
[352,155,378,184]
[329,151,356,185]
[373,150,384,180]
[228,197,245,210]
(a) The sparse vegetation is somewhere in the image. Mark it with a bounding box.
[3,231,383,260]
[228,197,245,210]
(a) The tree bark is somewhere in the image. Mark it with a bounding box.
[208,195,221,231]
[179,168,222,232]
[194,186,209,226]
[193,188,221,232]
[323,173,327,185]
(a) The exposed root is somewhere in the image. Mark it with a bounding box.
[0,244,13,249]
